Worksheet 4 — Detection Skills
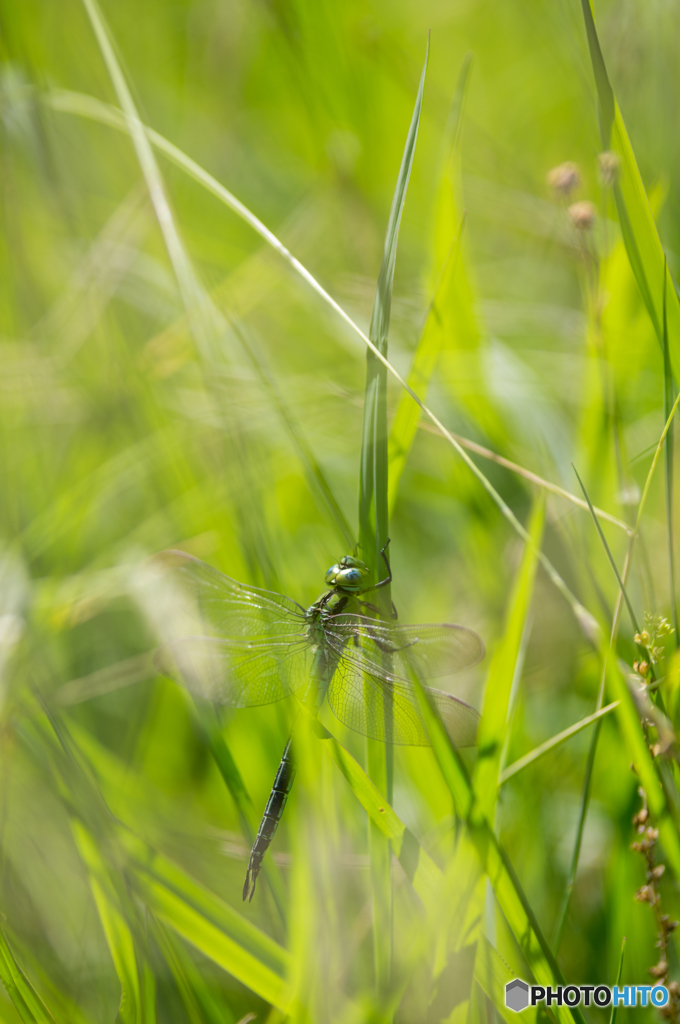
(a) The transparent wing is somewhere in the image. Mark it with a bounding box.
[156,635,311,706]
[325,615,484,679]
[156,549,308,639]
[325,648,479,747]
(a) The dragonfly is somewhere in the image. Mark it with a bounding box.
[156,542,484,901]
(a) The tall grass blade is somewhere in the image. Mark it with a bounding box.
[388,52,472,511]
[408,680,585,1024]
[388,217,465,513]
[473,937,539,1024]
[30,705,153,1024]
[553,469,642,951]
[315,723,442,911]
[70,819,150,1024]
[609,938,625,1024]
[474,497,544,820]
[551,708,604,954]
[579,0,680,375]
[0,930,57,1024]
[79,0,220,362]
[151,919,238,1024]
[499,702,619,785]
[572,465,639,632]
[123,835,290,1010]
[602,655,680,876]
[33,706,290,1013]
[358,41,428,1011]
[359,41,428,571]
[663,260,679,640]
[556,402,680,948]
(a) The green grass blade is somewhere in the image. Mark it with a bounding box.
[663,261,679,640]
[499,702,619,785]
[387,52,472,512]
[358,41,428,1010]
[151,919,238,1024]
[188,699,288,927]
[29,708,152,1024]
[572,465,639,633]
[555,431,680,948]
[603,654,680,877]
[0,931,56,1024]
[387,217,465,513]
[79,0,220,362]
[359,39,428,571]
[473,937,539,1024]
[33,707,289,1013]
[69,819,148,1024]
[474,497,544,820]
[609,937,625,1024]
[122,833,290,1010]
[314,723,443,912]
[408,681,585,1024]
[579,0,680,374]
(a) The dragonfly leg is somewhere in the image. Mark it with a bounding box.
[356,598,399,622]
[356,542,398,620]
[243,737,296,901]
[359,539,393,595]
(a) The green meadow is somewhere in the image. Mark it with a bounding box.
[2,0,680,1021]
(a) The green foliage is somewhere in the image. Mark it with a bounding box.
[2,0,680,1021]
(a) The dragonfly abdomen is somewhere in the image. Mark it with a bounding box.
[243,738,296,901]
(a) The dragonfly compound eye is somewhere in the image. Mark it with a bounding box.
[324,563,342,585]
[339,555,368,571]
[336,567,364,590]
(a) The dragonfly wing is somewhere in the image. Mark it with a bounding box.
[326,615,484,678]
[156,636,311,707]
[156,550,308,638]
[426,687,479,747]
[325,645,479,747]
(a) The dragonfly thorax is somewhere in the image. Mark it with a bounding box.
[324,555,370,593]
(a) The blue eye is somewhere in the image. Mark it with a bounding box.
[345,569,361,581]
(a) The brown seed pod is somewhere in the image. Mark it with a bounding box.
[547,162,581,197]
[568,201,596,231]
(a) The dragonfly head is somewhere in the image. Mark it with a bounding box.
[324,555,369,593]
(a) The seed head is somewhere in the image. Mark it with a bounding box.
[598,151,620,186]
[547,162,581,198]
[568,201,597,231]
[635,630,651,646]
[650,961,668,978]
[651,864,666,880]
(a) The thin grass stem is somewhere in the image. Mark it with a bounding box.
[663,258,679,642]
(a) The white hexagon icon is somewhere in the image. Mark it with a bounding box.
[505,980,529,1012]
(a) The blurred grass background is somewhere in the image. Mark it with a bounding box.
[1,0,680,1021]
